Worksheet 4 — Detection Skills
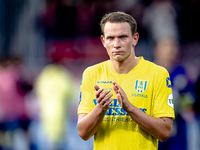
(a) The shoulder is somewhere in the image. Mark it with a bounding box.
[141,58,169,75]
[81,60,109,86]
[83,60,109,74]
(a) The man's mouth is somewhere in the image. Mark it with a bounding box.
[113,51,123,55]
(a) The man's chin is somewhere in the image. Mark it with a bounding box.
[114,57,124,62]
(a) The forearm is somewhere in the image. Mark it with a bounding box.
[127,105,172,142]
[78,105,107,140]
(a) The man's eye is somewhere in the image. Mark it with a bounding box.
[120,36,126,39]
[108,37,114,40]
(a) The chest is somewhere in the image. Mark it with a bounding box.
[93,73,154,115]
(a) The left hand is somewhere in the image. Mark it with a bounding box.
[113,81,132,112]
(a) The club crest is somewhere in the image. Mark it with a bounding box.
[135,80,147,93]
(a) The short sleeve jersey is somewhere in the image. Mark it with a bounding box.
[78,57,175,150]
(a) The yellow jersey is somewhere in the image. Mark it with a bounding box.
[78,57,175,150]
[35,64,74,142]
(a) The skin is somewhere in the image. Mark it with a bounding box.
[101,22,140,74]
[77,22,173,142]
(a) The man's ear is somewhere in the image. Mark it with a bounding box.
[100,35,106,48]
[132,33,139,46]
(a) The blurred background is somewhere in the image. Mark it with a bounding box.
[0,0,200,150]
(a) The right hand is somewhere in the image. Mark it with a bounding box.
[94,85,113,111]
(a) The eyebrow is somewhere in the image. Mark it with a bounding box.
[106,34,128,38]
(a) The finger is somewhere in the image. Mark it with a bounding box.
[113,81,120,94]
[97,98,113,110]
[94,85,100,91]
[116,93,122,106]
[113,82,126,101]
[112,81,117,87]
[113,81,120,90]
[113,82,125,95]
[103,98,113,107]
[95,87,104,98]
[99,92,113,105]
[97,89,111,103]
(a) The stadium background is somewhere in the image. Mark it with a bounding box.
[0,0,200,150]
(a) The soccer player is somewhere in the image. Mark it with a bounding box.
[77,11,175,150]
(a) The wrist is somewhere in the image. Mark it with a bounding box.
[126,103,135,114]
[96,103,108,113]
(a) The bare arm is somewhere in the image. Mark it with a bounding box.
[113,81,173,142]
[77,85,113,141]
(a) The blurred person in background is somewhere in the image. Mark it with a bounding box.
[142,0,178,43]
[153,38,197,150]
[0,55,33,150]
[0,0,25,58]
[34,57,75,150]
[142,1,198,149]
[193,74,200,149]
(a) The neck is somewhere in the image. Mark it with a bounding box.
[110,56,140,74]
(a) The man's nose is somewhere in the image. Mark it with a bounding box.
[114,39,121,48]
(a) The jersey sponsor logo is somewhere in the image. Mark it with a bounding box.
[103,116,134,122]
[93,99,147,118]
[93,99,147,122]
[135,80,147,93]
[167,94,174,108]
[166,77,172,88]
[93,99,128,116]
[131,93,148,98]
[97,81,112,84]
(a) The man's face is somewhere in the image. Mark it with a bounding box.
[101,22,138,62]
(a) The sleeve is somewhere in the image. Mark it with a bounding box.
[152,69,175,119]
[77,67,96,115]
